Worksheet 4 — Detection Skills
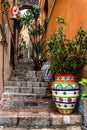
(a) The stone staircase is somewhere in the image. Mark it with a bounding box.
[0,59,82,130]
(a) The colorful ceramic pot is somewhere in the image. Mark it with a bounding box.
[52,74,79,114]
[41,61,52,81]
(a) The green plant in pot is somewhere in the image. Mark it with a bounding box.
[29,23,45,56]
[47,16,87,114]
[20,5,47,57]
[20,4,41,59]
[29,18,48,70]
[33,41,47,71]
[79,78,87,100]
[20,5,48,70]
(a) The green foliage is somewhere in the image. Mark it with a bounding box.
[79,78,87,100]
[47,16,87,74]
[20,5,41,27]
[29,5,41,20]
[43,17,48,29]
[20,5,48,57]
[30,23,44,37]
[0,24,8,48]
[32,41,46,56]
[55,16,66,25]
[20,13,33,28]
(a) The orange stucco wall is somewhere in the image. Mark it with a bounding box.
[42,0,87,78]
[48,0,54,16]
[0,0,13,98]
[45,0,87,39]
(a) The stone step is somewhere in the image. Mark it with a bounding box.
[15,59,34,65]
[6,81,48,87]
[10,76,39,82]
[0,111,82,128]
[16,62,34,66]
[2,92,51,99]
[15,66,34,70]
[0,58,82,129]
[15,62,34,66]
[12,70,42,78]
[4,86,51,95]
[16,61,34,64]
[0,97,55,112]
[15,60,35,70]
[0,127,82,130]
[16,63,34,66]
[15,65,34,69]
[17,58,34,63]
[11,71,43,81]
[12,70,42,76]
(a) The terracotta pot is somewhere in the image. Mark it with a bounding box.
[34,56,46,71]
[52,74,79,114]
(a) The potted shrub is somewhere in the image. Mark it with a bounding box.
[47,16,87,114]
[33,41,47,71]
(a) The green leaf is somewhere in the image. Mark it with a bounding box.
[81,94,87,100]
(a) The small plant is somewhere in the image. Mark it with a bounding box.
[47,16,87,75]
[79,78,87,100]
[33,41,46,56]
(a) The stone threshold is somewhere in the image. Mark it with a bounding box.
[0,109,56,113]
[0,126,82,130]
[0,111,82,127]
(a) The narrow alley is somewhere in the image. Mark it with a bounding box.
[0,0,87,130]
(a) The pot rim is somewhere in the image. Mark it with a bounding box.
[55,74,75,77]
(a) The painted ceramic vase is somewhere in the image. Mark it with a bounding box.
[52,74,79,114]
[41,61,52,81]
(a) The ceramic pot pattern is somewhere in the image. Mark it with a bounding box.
[52,74,79,114]
[41,61,52,81]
